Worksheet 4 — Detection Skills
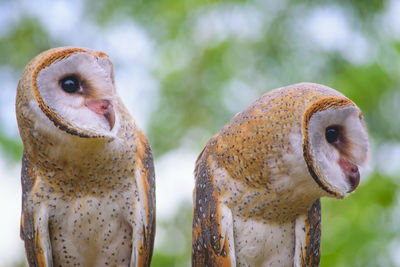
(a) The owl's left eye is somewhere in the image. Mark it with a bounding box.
[60,75,80,93]
[325,126,339,143]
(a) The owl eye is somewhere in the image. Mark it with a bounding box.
[325,126,339,143]
[60,75,80,93]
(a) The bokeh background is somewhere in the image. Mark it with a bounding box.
[1,0,400,266]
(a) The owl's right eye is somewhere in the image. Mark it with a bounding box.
[60,75,80,93]
[325,126,339,144]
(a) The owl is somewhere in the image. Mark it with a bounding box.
[192,83,368,266]
[16,47,155,266]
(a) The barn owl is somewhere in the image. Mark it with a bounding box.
[16,47,155,266]
[192,83,368,267]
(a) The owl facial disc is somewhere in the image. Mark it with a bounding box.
[303,97,368,198]
[32,48,118,138]
[324,124,360,192]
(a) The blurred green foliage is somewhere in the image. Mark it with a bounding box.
[1,0,400,266]
[322,174,400,267]
[0,16,55,69]
[151,202,192,267]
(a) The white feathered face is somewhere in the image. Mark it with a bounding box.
[304,104,369,198]
[35,52,117,137]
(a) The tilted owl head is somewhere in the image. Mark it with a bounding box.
[16,47,119,142]
[294,84,369,198]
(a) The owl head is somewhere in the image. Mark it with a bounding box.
[255,83,369,199]
[209,83,369,203]
[16,47,119,143]
[300,85,369,198]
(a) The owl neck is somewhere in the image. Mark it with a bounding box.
[211,160,324,223]
[217,181,321,224]
[23,120,136,175]
[208,124,328,222]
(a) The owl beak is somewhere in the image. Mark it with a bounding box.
[338,157,360,193]
[85,99,115,130]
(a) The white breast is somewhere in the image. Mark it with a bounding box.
[233,215,295,267]
[50,195,133,266]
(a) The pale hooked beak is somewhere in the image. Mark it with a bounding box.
[84,98,115,130]
[338,157,360,193]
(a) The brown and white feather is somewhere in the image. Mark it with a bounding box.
[16,47,155,267]
[192,83,368,266]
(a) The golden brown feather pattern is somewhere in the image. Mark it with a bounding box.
[17,47,155,266]
[192,83,368,266]
[192,147,234,266]
[300,200,321,267]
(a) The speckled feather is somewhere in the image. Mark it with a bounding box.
[192,83,368,266]
[17,47,155,267]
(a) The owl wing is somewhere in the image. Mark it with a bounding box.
[132,140,156,267]
[294,199,321,267]
[192,149,236,267]
[20,152,52,266]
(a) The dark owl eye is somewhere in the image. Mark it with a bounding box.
[60,75,80,93]
[325,126,339,143]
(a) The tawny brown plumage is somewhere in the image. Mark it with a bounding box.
[192,83,368,266]
[16,47,155,266]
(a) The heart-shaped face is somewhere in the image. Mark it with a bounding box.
[304,98,368,198]
[30,48,117,138]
